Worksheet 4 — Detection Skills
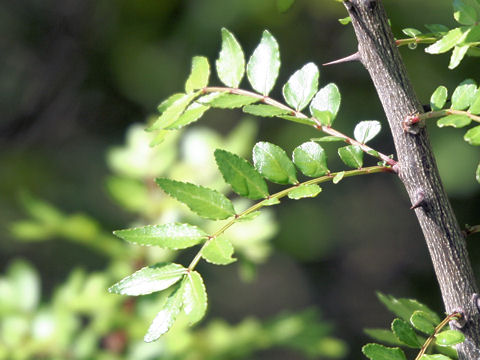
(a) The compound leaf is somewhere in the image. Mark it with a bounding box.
[182,271,207,325]
[247,30,280,96]
[185,56,210,93]
[282,62,319,111]
[113,224,207,249]
[156,178,235,220]
[108,263,187,296]
[214,149,269,199]
[253,142,298,184]
[292,141,329,177]
[216,28,245,88]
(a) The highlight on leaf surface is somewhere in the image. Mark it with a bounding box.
[247,30,280,96]
[108,263,187,296]
[216,28,245,88]
[451,78,477,110]
[201,236,236,265]
[282,62,319,111]
[155,178,236,220]
[338,145,363,169]
[353,120,381,144]
[185,56,210,93]
[309,83,341,126]
[252,141,298,185]
[430,85,448,111]
[292,141,329,177]
[182,271,208,325]
[287,184,322,200]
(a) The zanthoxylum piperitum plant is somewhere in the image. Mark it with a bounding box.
[108,0,480,358]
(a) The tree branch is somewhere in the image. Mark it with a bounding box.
[344,0,480,358]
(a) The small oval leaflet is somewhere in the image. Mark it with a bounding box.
[354,120,381,144]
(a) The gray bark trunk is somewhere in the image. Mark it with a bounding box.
[343,0,480,358]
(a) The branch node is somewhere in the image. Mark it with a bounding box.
[410,190,425,210]
[402,113,422,135]
[450,309,467,329]
[323,52,360,67]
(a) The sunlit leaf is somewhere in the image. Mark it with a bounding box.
[354,120,381,144]
[253,142,298,184]
[144,282,185,342]
[402,28,422,37]
[364,329,403,346]
[377,292,441,324]
[449,45,469,69]
[338,16,351,25]
[182,271,207,325]
[243,104,291,117]
[451,79,477,109]
[311,136,344,143]
[333,171,345,184]
[149,92,199,131]
[108,263,187,296]
[469,90,480,114]
[247,30,280,96]
[216,28,245,88]
[435,330,465,346]
[391,318,422,348]
[292,141,329,177]
[464,125,480,145]
[362,343,406,360]
[437,114,471,128]
[279,115,316,125]
[282,62,319,111]
[338,145,363,168]
[201,93,258,108]
[155,178,235,220]
[287,184,322,199]
[310,83,341,126]
[166,102,209,130]
[420,354,453,360]
[430,86,448,111]
[425,27,470,54]
[157,93,184,113]
[185,56,210,93]
[113,223,207,249]
[201,236,236,265]
[214,149,269,199]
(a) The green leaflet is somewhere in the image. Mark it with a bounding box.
[435,330,465,346]
[201,236,236,265]
[430,86,448,111]
[420,355,453,360]
[108,263,187,296]
[453,0,478,25]
[364,329,404,346]
[402,28,422,37]
[155,178,236,220]
[424,24,449,34]
[279,115,316,125]
[333,171,345,184]
[157,93,184,113]
[464,125,480,145]
[287,184,322,200]
[451,78,477,110]
[311,136,344,143]
[292,141,329,177]
[437,114,471,128]
[214,149,269,200]
[165,102,209,130]
[410,310,436,335]
[338,145,363,168]
[425,27,470,54]
[149,92,199,131]
[216,28,245,88]
[113,223,207,249]
[243,104,291,117]
[476,163,480,183]
[377,292,441,324]
[252,142,298,185]
[282,62,319,111]
[247,30,280,96]
[201,93,258,108]
[276,0,295,12]
[144,282,185,342]
[362,343,406,360]
[185,56,210,93]
[354,120,381,144]
[182,271,207,325]
[309,83,341,126]
[391,318,421,348]
[469,90,480,114]
[449,44,469,69]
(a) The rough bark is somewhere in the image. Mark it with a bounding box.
[343,0,480,358]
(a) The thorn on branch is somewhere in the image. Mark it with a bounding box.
[473,293,480,313]
[410,190,425,210]
[323,52,361,66]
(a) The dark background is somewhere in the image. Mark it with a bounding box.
[1,0,479,358]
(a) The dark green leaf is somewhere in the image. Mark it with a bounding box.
[362,343,406,360]
[279,115,316,125]
[201,236,236,265]
[377,292,441,324]
[216,28,245,88]
[424,24,449,34]
[364,329,403,346]
[333,171,345,184]
[449,45,469,69]
[311,136,344,143]
[410,310,436,335]
[402,28,422,37]
[108,263,187,296]
[292,141,329,177]
[430,86,448,111]
[425,27,470,54]
[454,0,478,25]
[282,62,319,111]
[276,0,295,12]
[310,83,341,126]
[149,92,199,131]
[253,142,298,184]
[338,145,363,168]
[155,178,235,220]
[182,271,207,325]
[247,30,280,96]
[437,114,472,128]
[452,79,477,110]
[201,93,258,108]
[165,102,209,130]
[287,184,321,199]
[113,224,207,250]
[144,282,185,342]
[435,330,465,346]
[469,90,480,114]
[185,56,210,93]
[391,318,422,348]
[214,149,269,199]
[464,125,480,145]
[354,120,381,144]
[243,104,291,117]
